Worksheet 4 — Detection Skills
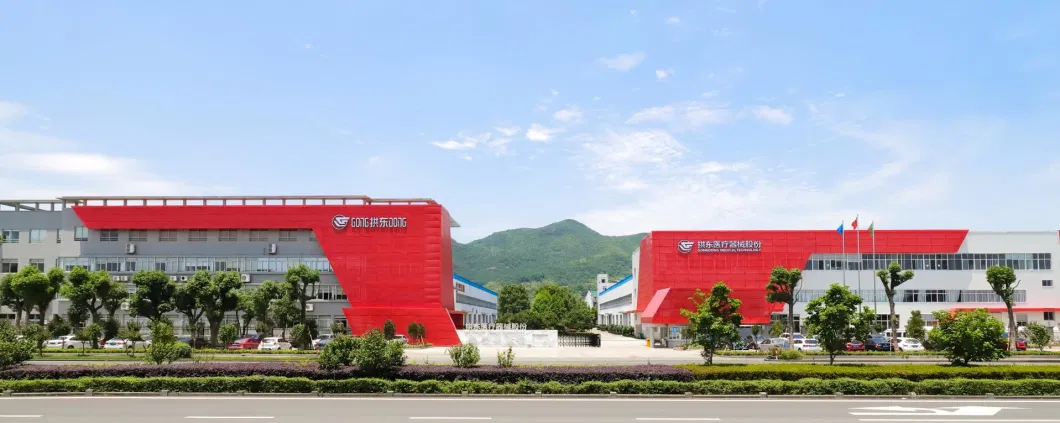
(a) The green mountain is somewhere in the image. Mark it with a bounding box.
[452,219,645,291]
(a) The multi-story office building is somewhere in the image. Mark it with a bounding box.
[0,196,493,345]
[598,229,1060,343]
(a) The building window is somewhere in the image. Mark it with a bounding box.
[29,259,45,272]
[1044,280,1054,288]
[1046,312,1056,321]
[154,262,167,272]
[128,230,147,242]
[99,229,119,242]
[279,229,298,242]
[249,229,269,242]
[159,230,177,242]
[219,230,238,242]
[188,229,208,242]
[2,230,19,243]
[29,229,47,244]
[925,290,947,302]
[74,226,88,241]
[1,260,17,273]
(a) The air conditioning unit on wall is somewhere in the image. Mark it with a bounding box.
[179,276,188,282]
[266,243,278,255]
[125,243,136,254]
[305,303,315,312]
[120,302,130,311]
[119,276,129,281]
[169,276,178,281]
[240,273,250,283]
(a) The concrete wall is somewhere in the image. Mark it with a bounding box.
[456,329,559,348]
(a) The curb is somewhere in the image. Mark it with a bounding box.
[4,391,1060,400]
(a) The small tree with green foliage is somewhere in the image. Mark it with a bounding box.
[447,343,481,368]
[290,323,312,350]
[117,321,144,355]
[74,323,103,354]
[497,284,531,317]
[46,315,71,339]
[929,309,1009,365]
[383,319,396,340]
[850,305,877,345]
[407,322,422,344]
[329,321,347,335]
[876,261,915,349]
[905,311,927,342]
[352,329,405,375]
[218,323,239,348]
[680,282,743,365]
[19,324,50,356]
[750,324,761,342]
[986,265,1020,350]
[317,335,361,370]
[1025,322,1053,352]
[805,283,862,364]
[144,320,185,365]
[0,320,34,367]
[129,270,177,323]
[769,320,785,337]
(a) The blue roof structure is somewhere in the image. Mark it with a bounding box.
[453,273,498,297]
[598,274,633,297]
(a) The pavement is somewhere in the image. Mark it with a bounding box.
[4,396,1060,422]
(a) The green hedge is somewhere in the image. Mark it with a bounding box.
[4,376,1060,396]
[715,350,1060,357]
[42,348,319,355]
[678,364,1060,381]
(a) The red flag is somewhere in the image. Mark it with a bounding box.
[851,215,859,230]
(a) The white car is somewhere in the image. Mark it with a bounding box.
[45,335,89,349]
[257,337,292,351]
[311,334,334,349]
[896,337,925,352]
[793,338,821,352]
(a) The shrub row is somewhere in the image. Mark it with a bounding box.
[597,325,636,338]
[41,348,320,355]
[5,376,1060,396]
[0,363,694,383]
[678,364,1060,381]
[715,350,1060,357]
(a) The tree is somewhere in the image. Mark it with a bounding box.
[905,311,927,342]
[0,273,26,329]
[1025,322,1053,352]
[498,285,531,317]
[407,322,421,343]
[929,309,1009,365]
[283,264,320,326]
[269,296,299,338]
[986,265,1020,351]
[330,321,348,336]
[766,266,802,344]
[173,277,205,336]
[876,261,915,349]
[252,280,283,335]
[383,319,396,340]
[60,267,123,324]
[67,303,90,330]
[850,306,877,345]
[680,282,743,365]
[19,324,50,356]
[0,320,34,367]
[46,315,71,338]
[750,324,761,341]
[528,283,594,331]
[236,289,256,336]
[415,322,426,343]
[188,271,244,346]
[129,270,176,323]
[117,321,144,351]
[805,283,863,364]
[11,266,66,325]
[769,320,785,337]
[74,323,103,353]
[290,324,312,349]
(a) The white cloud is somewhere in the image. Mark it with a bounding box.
[551,89,559,97]
[697,161,751,174]
[430,132,490,150]
[666,17,681,24]
[495,126,521,137]
[0,102,28,122]
[461,155,473,161]
[655,69,674,80]
[526,123,565,142]
[553,107,583,123]
[626,101,734,129]
[487,137,513,156]
[701,91,719,98]
[597,52,646,72]
[752,106,794,125]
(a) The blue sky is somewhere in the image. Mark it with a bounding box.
[1,1,1059,242]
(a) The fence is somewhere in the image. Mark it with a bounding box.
[557,333,601,347]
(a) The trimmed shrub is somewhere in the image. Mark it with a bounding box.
[318,336,361,371]
[447,344,480,368]
[497,346,515,368]
[2,376,1060,396]
[678,364,1060,381]
[598,325,635,338]
[0,363,695,383]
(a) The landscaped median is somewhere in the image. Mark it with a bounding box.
[4,363,1060,396]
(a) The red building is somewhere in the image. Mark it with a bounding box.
[70,195,463,345]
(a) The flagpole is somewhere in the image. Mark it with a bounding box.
[856,214,862,298]
[871,222,877,313]
[842,221,847,287]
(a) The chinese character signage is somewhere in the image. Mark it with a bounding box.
[678,239,762,253]
[465,323,527,330]
[332,215,408,230]
[455,283,465,293]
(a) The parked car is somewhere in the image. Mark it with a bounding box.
[895,337,925,352]
[228,337,263,350]
[177,336,211,349]
[311,334,334,349]
[1001,334,1027,351]
[258,337,292,351]
[45,335,89,349]
[394,334,408,344]
[103,338,131,350]
[793,338,821,352]
[845,340,866,352]
[759,337,790,349]
[315,337,333,350]
[866,336,892,352]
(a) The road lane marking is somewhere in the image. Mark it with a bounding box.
[185,417,274,420]
[636,419,720,421]
[408,419,492,421]
[858,420,1060,422]
[0,416,42,419]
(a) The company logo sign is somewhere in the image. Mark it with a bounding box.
[332,215,408,230]
[678,240,763,253]
[455,283,465,293]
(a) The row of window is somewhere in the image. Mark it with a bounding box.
[57,256,334,273]
[1,259,45,273]
[796,289,1027,304]
[805,253,1053,271]
[0,228,314,244]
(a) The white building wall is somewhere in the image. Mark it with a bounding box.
[790,231,1060,331]
[453,275,498,325]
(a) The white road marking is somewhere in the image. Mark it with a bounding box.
[851,406,1022,416]
[0,416,42,419]
[408,418,492,421]
[858,420,1060,422]
[185,417,274,420]
[635,419,721,421]
[5,397,1060,404]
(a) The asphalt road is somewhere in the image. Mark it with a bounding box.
[3,397,1060,422]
